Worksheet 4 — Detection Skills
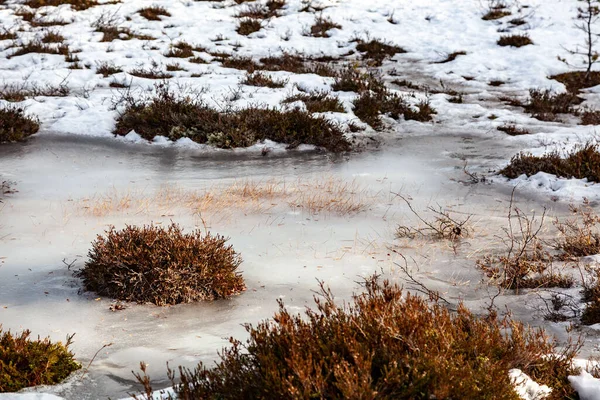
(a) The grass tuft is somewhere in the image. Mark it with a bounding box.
[241,72,287,88]
[355,38,405,66]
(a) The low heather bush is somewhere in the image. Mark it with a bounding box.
[76,223,245,306]
[114,85,350,152]
[500,143,600,183]
[0,328,80,392]
[0,106,40,142]
[164,277,580,399]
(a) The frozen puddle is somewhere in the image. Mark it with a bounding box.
[0,132,593,399]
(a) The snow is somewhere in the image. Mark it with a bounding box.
[510,369,552,400]
[569,371,600,400]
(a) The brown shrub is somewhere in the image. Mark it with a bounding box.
[307,15,341,37]
[497,123,531,136]
[332,67,385,93]
[0,106,40,142]
[0,328,80,392]
[435,50,467,64]
[283,91,345,113]
[9,40,69,58]
[236,18,262,35]
[500,143,600,182]
[554,203,600,259]
[113,85,350,152]
[76,223,245,306]
[96,61,122,77]
[582,268,600,325]
[25,0,98,10]
[580,108,600,125]
[164,277,580,399]
[477,205,573,291]
[522,88,581,121]
[138,6,171,21]
[552,71,600,93]
[241,71,287,88]
[355,38,405,65]
[41,30,64,43]
[497,34,533,47]
[483,9,511,20]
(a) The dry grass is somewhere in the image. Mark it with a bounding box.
[77,177,372,218]
[477,198,573,291]
[497,123,531,136]
[76,223,245,306]
[554,203,600,259]
[141,276,581,399]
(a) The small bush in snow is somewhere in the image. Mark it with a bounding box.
[0,328,80,392]
[0,106,39,142]
[76,223,245,306]
[161,277,580,399]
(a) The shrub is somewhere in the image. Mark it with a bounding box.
[435,50,467,64]
[236,18,262,35]
[521,88,581,121]
[96,61,122,77]
[552,71,600,93]
[113,85,350,152]
[166,277,580,399]
[582,268,600,325]
[554,203,600,259]
[355,38,405,65]
[76,223,245,306]
[0,328,80,392]
[580,108,600,125]
[0,106,40,142]
[497,123,531,135]
[282,91,345,113]
[477,205,574,291]
[500,143,600,182]
[497,34,533,47]
[138,6,171,21]
[25,0,98,10]
[241,72,287,88]
[307,15,341,37]
[483,9,511,20]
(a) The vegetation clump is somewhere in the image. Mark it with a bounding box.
[25,0,98,10]
[581,268,600,325]
[500,143,600,183]
[138,6,171,21]
[163,277,580,399]
[554,203,600,259]
[282,91,345,113]
[114,85,350,152]
[355,38,405,65]
[241,72,287,88]
[0,106,40,142]
[0,328,80,392]
[307,15,341,37]
[497,34,533,47]
[76,223,245,306]
[521,88,581,121]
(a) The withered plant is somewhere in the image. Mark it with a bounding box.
[135,276,581,399]
[76,223,245,306]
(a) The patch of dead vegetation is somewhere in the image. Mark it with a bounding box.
[282,90,345,113]
[76,223,245,306]
[139,276,581,399]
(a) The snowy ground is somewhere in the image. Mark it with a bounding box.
[3,0,600,398]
